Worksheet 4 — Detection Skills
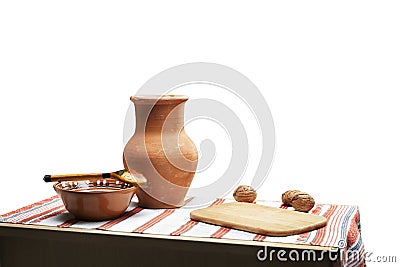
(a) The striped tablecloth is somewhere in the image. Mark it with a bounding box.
[0,196,364,266]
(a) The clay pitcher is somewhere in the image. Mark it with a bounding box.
[123,95,198,208]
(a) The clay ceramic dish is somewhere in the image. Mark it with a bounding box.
[54,178,137,221]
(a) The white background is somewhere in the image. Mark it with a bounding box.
[1,1,399,265]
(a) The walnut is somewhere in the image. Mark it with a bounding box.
[233,185,257,203]
[291,193,315,212]
[281,190,315,212]
[281,189,301,205]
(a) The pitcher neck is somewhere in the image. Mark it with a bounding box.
[132,97,187,133]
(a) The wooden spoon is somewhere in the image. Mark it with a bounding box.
[43,169,147,187]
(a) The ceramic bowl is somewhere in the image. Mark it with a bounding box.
[54,178,137,221]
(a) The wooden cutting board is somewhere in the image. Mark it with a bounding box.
[190,202,327,237]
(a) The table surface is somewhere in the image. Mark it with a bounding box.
[0,196,365,266]
[0,221,335,251]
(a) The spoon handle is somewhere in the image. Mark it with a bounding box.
[43,170,146,188]
[43,173,110,182]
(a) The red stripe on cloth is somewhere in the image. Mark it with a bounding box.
[18,204,64,223]
[133,209,175,234]
[31,208,67,223]
[311,204,323,215]
[212,198,225,206]
[98,199,193,232]
[6,201,62,223]
[253,234,266,241]
[183,197,194,206]
[97,207,143,230]
[170,198,226,236]
[347,243,365,267]
[211,227,231,238]
[59,218,80,228]
[324,205,349,246]
[170,220,198,236]
[0,195,59,218]
[296,204,324,243]
[346,210,361,246]
[353,209,360,227]
[311,205,338,245]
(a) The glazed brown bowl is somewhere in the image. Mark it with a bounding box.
[54,178,137,221]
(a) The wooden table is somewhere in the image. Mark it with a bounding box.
[0,222,341,267]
